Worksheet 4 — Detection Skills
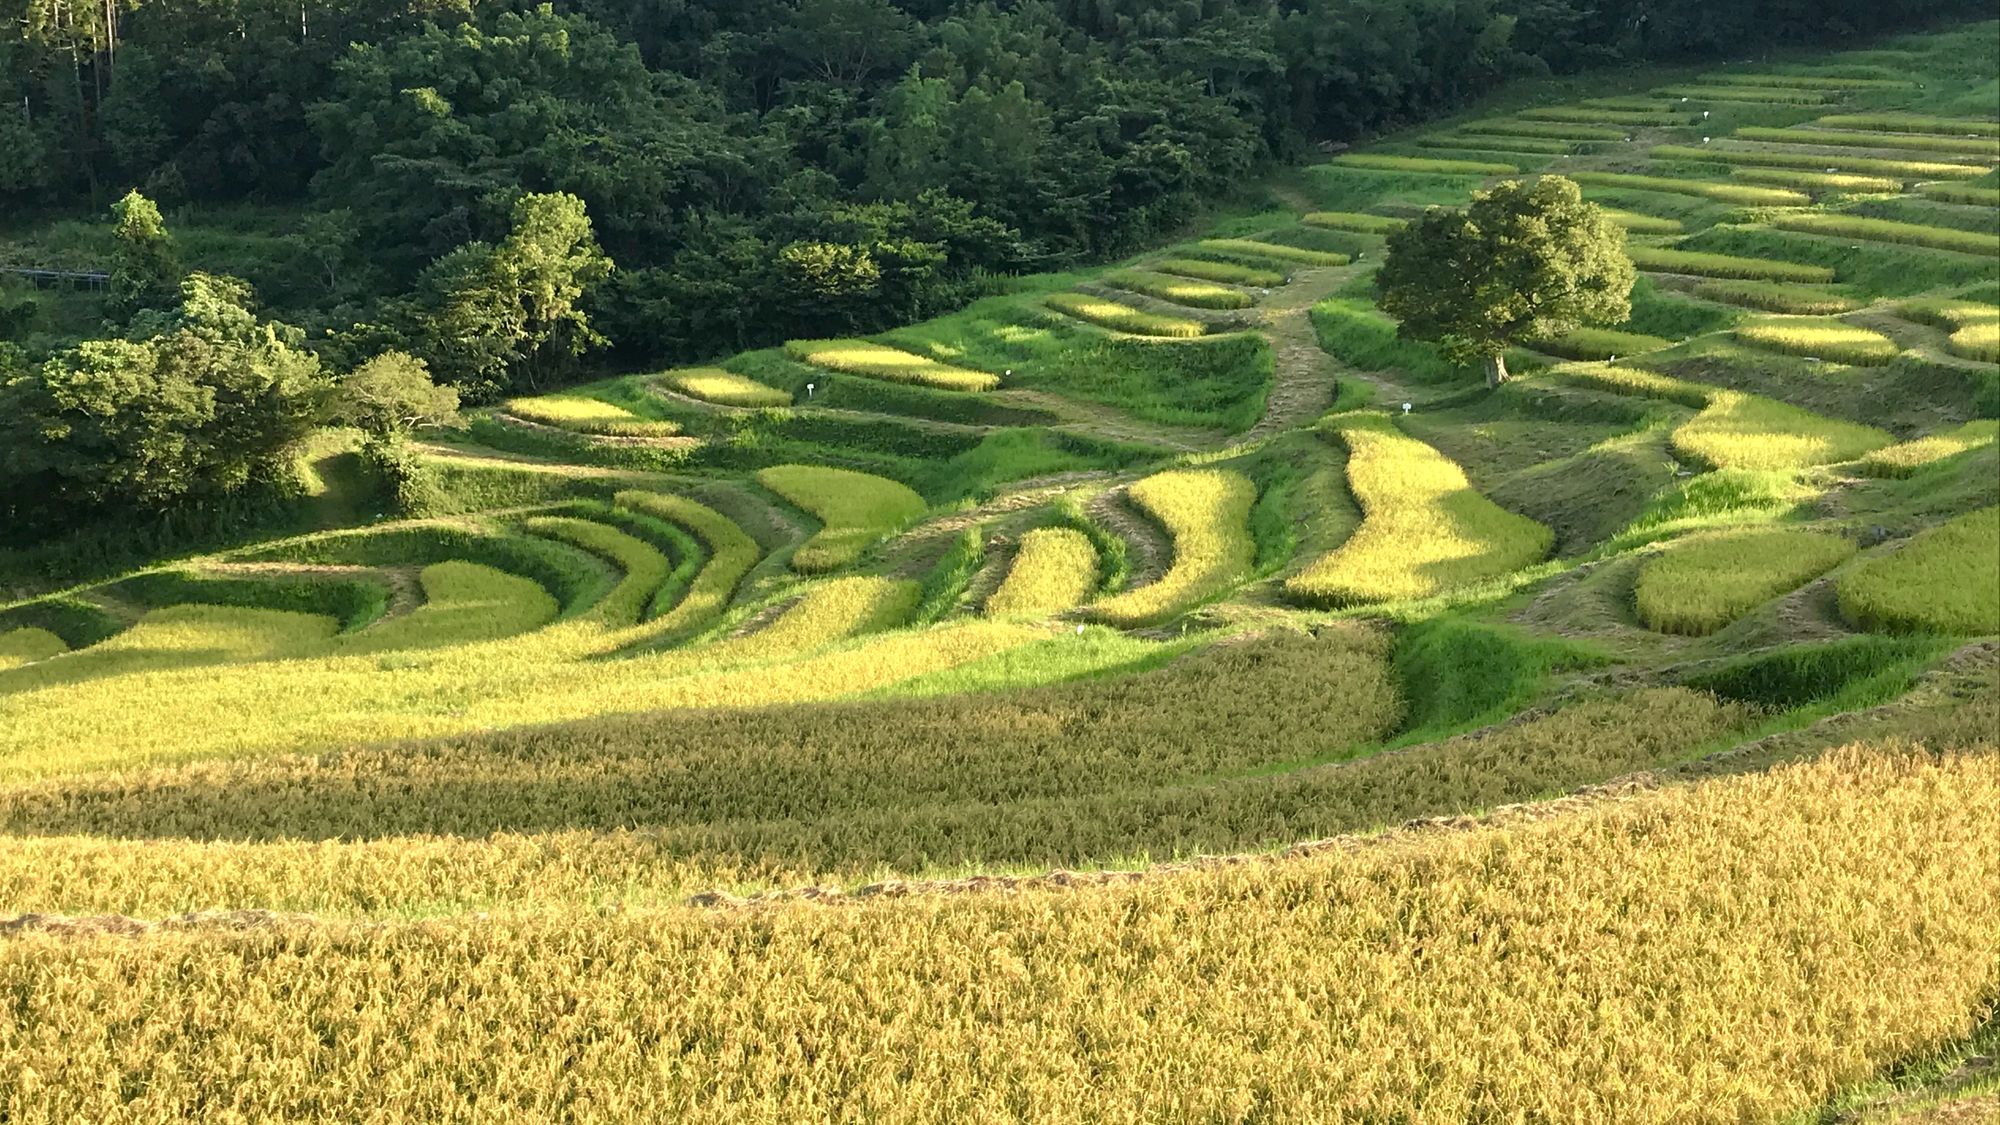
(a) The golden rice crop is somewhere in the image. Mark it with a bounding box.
[1328,153,1517,175]
[1090,469,1256,627]
[0,628,65,672]
[1837,506,2000,635]
[1814,113,2000,138]
[1634,527,1856,635]
[985,528,1099,618]
[1196,238,1350,267]
[1691,279,1860,314]
[1673,390,1893,471]
[505,395,682,438]
[1896,298,2000,333]
[662,367,790,408]
[1701,73,1914,92]
[612,491,761,641]
[1856,421,1999,477]
[1152,258,1284,287]
[520,516,672,627]
[1735,316,1901,365]
[1521,106,1687,126]
[1628,245,1836,283]
[1731,126,1999,157]
[1286,414,1551,606]
[755,464,928,574]
[1101,269,1254,310]
[1658,84,1836,104]
[1571,171,1809,206]
[1602,208,1685,234]
[1044,292,1207,338]
[1651,144,1987,180]
[1950,320,2000,363]
[1532,326,1674,361]
[1301,211,1407,235]
[1552,363,1713,407]
[1418,134,1578,155]
[784,339,1000,392]
[1918,182,2000,207]
[336,562,557,654]
[2,743,1994,1122]
[1731,168,1903,194]
[1769,213,2000,257]
[1461,120,1626,141]
[0,604,338,695]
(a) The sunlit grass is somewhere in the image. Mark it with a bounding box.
[1634,527,1855,635]
[1837,506,2000,635]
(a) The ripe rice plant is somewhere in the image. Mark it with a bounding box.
[1328,153,1518,175]
[1521,106,1687,126]
[1628,245,1835,283]
[1650,145,1987,180]
[1658,85,1836,105]
[1460,120,1626,141]
[1701,74,1914,92]
[1768,213,2000,257]
[1634,527,1856,635]
[1044,292,1207,338]
[1532,326,1674,360]
[1690,280,1860,314]
[1918,182,2000,207]
[1735,316,1901,365]
[1814,113,2000,138]
[1151,258,1284,287]
[1301,211,1406,235]
[0,603,340,695]
[505,395,682,438]
[1950,320,1999,362]
[1571,171,1809,206]
[783,339,1000,392]
[1603,208,1685,234]
[0,627,65,671]
[1731,126,2000,157]
[984,528,1099,618]
[337,562,558,654]
[1090,469,1257,627]
[1730,168,1902,194]
[1286,414,1551,606]
[1837,506,2000,635]
[1673,390,1893,471]
[663,367,790,408]
[1197,239,1350,267]
[1856,421,1999,477]
[755,464,928,574]
[1102,269,1255,310]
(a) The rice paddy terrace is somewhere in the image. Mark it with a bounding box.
[3,21,1999,1124]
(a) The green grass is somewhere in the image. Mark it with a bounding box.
[1768,213,2000,257]
[1729,168,1903,194]
[1622,279,1742,338]
[1196,238,1350,267]
[1044,292,1208,338]
[1735,317,1901,365]
[1089,469,1257,627]
[1416,135,1578,156]
[1571,171,1808,206]
[1857,421,1999,477]
[1918,182,2000,206]
[1458,120,1628,141]
[1650,144,1988,180]
[614,491,761,641]
[1388,617,1604,738]
[1814,113,2000,137]
[1101,269,1254,310]
[1533,326,1674,361]
[783,339,1001,392]
[1152,258,1284,287]
[662,368,790,408]
[1731,126,2000,156]
[1634,527,1856,635]
[1837,506,2000,635]
[985,527,1099,619]
[1684,635,1946,714]
[754,465,928,574]
[1301,211,1406,235]
[1677,226,1998,297]
[1628,245,1835,283]
[1690,279,1861,314]
[1310,298,1460,384]
[1701,74,1914,92]
[1326,154,1517,176]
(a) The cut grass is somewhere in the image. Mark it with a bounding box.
[1856,421,1999,477]
[1690,280,1860,314]
[1196,238,1350,267]
[1837,506,2000,635]
[1044,292,1207,338]
[1628,245,1835,283]
[754,465,928,574]
[1285,414,1551,607]
[1532,326,1674,361]
[1326,153,1517,175]
[1730,168,1902,194]
[1152,258,1284,288]
[783,339,1000,393]
[1089,469,1256,627]
[1814,113,2000,137]
[1634,527,1856,635]
[1650,144,1988,180]
[504,396,682,438]
[1571,171,1808,207]
[1735,317,1901,365]
[984,527,1099,619]
[1101,269,1255,310]
[1730,126,2000,157]
[663,367,790,408]
[1301,211,1406,235]
[1768,213,2000,257]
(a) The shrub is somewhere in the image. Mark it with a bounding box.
[1532,326,1674,360]
[1286,414,1551,606]
[1459,120,1627,141]
[1814,113,2000,137]
[1731,126,1999,157]
[1690,279,1860,314]
[1735,316,1900,365]
[1628,245,1835,283]
[1571,172,1808,206]
[754,465,928,574]
[663,367,790,408]
[1837,506,2000,635]
[1634,527,1855,635]
[1918,182,2000,207]
[1328,153,1517,175]
[1673,391,1893,471]
[1730,169,1902,194]
[1650,145,1986,180]
[985,527,1099,618]
[783,339,1000,392]
[505,395,681,438]
[1088,469,1256,627]
[1856,421,1999,477]
[1602,209,1684,234]
[1197,238,1350,267]
[1152,258,1284,287]
[1044,292,1207,338]
[1768,213,2000,257]
[1301,211,1406,235]
[1101,269,1254,310]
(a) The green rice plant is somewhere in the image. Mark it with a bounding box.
[337,563,558,655]
[0,627,66,671]
[1673,390,1894,471]
[1895,298,2000,332]
[1571,171,1808,206]
[520,517,673,628]
[1658,85,1835,105]
[1101,269,1254,310]
[1328,153,1517,175]
[1856,421,1999,477]
[1460,120,1627,141]
[1633,527,1856,635]
[1814,113,2000,138]
[1520,106,1687,126]
[1152,258,1284,288]
[613,492,762,641]
[1197,238,1350,267]
[783,339,1000,392]
[1532,326,1674,361]
[1691,279,1860,314]
[1837,506,2000,635]
[1731,126,2000,157]
[1730,168,1902,194]
[1,604,341,695]
[1629,245,1835,283]
[1650,145,1987,180]
[1701,74,1914,92]
[1044,292,1207,338]
[1089,469,1257,627]
[1301,211,1406,235]
[1918,182,2000,206]
[662,367,790,408]
[755,464,927,574]
[1416,135,1576,156]
[984,527,1099,618]
[1286,414,1551,606]
[1768,213,2000,257]
[504,395,682,438]
[1603,209,1685,234]
[1735,316,1900,365]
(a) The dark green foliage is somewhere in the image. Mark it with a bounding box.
[0,597,126,649]
[113,570,391,632]
[1390,618,1606,737]
[1684,636,1946,711]
[915,528,985,623]
[254,524,613,615]
[108,190,181,318]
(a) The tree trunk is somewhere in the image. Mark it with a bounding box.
[1483,353,1509,388]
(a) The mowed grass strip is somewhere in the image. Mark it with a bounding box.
[1090,469,1256,627]
[984,528,1099,619]
[784,339,1000,392]
[1327,153,1517,175]
[1197,238,1350,267]
[662,368,790,408]
[1286,414,1551,606]
[1837,506,2000,635]
[1152,258,1284,287]
[1768,213,2000,257]
[1102,269,1254,310]
[1691,279,1860,314]
[1857,421,1999,477]
[505,395,681,438]
[1628,245,1835,283]
[1634,527,1856,635]
[1735,317,1900,365]
[1651,145,1987,180]
[1301,211,1407,235]
[1571,171,1808,207]
[1814,113,2000,138]
[1045,292,1207,338]
[756,465,927,574]
[1731,126,2000,157]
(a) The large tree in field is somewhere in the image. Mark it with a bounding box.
[1376,176,1634,388]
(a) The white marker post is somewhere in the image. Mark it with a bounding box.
[806,382,815,399]
[1402,402,1412,415]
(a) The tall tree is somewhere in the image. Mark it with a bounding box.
[108,188,180,317]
